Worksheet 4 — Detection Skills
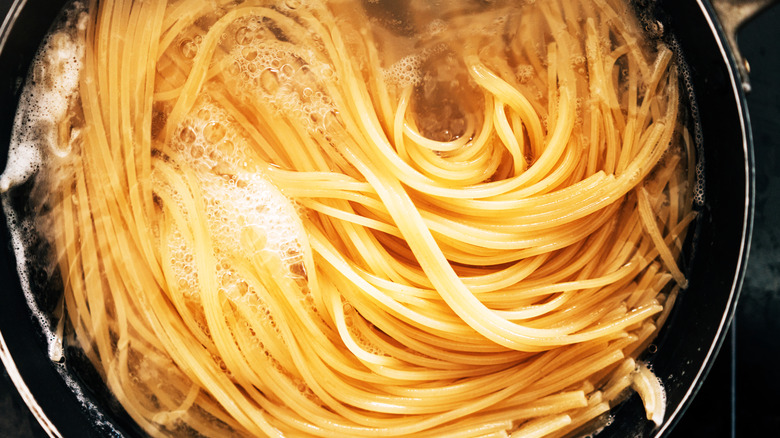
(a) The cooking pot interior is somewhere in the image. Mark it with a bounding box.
[0,0,753,437]
[600,0,752,436]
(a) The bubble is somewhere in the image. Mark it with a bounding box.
[260,69,280,94]
[218,139,235,156]
[179,39,198,59]
[280,63,294,78]
[178,126,197,144]
[241,46,259,61]
[425,19,447,37]
[289,260,306,278]
[384,54,424,87]
[516,64,534,84]
[235,26,253,45]
[197,107,211,120]
[190,145,204,159]
[204,121,226,143]
[320,65,334,79]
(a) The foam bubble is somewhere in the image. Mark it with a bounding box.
[178,38,198,59]
[516,64,534,84]
[0,143,42,193]
[384,53,425,88]
[172,97,251,171]
[424,19,447,37]
[221,29,338,136]
[161,135,308,310]
[0,3,87,192]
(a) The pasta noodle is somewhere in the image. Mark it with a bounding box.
[3,0,698,436]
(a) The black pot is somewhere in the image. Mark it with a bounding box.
[0,0,762,436]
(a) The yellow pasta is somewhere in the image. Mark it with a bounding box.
[6,0,698,436]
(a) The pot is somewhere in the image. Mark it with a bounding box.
[0,0,764,436]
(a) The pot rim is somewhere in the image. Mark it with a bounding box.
[650,2,755,437]
[0,1,757,437]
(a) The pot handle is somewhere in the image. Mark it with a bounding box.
[710,0,780,92]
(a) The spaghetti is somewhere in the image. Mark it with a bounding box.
[5,0,697,436]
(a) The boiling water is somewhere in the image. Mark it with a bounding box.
[1,0,704,436]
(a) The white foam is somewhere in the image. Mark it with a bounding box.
[167,95,309,303]
[0,2,87,373]
[0,142,41,192]
[383,53,424,88]
[200,170,305,271]
[0,4,86,192]
[0,4,96,428]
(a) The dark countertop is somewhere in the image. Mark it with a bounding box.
[1,3,779,438]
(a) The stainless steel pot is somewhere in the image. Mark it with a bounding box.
[0,0,769,436]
